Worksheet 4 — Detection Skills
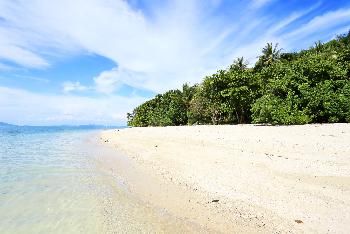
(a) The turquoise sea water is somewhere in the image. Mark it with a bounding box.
[0,126,116,233]
[0,125,198,233]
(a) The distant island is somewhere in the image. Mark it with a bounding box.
[127,31,350,126]
[0,122,15,127]
[0,122,123,129]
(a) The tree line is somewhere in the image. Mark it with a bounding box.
[127,31,350,126]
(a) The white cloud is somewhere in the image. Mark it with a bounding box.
[93,68,121,95]
[0,86,146,125]
[63,81,88,93]
[0,44,49,68]
[0,0,350,124]
[267,2,321,35]
[93,67,152,94]
[15,75,50,83]
[1,0,349,92]
[0,0,243,92]
[282,8,350,45]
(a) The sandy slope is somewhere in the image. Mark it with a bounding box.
[100,124,350,233]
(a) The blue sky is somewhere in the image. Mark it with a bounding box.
[0,0,350,125]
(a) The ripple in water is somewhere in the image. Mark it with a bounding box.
[0,127,109,234]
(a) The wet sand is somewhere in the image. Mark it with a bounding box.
[100,124,350,233]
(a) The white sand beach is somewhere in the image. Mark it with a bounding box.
[100,124,350,233]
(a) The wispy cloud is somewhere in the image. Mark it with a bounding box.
[1,0,350,91]
[93,68,123,95]
[0,44,49,68]
[93,67,149,95]
[62,81,87,93]
[0,86,146,125]
[13,74,50,83]
[282,7,350,47]
[0,0,349,124]
[267,2,322,35]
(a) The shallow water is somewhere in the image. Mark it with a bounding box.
[0,127,204,234]
[0,126,201,233]
[0,126,114,233]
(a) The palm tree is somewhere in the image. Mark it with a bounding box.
[182,83,196,108]
[256,43,282,68]
[262,43,282,65]
[229,57,248,71]
[314,41,323,53]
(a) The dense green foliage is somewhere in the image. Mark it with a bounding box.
[127,31,350,126]
[127,90,187,126]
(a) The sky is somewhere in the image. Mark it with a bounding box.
[0,0,350,126]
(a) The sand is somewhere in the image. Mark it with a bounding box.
[100,124,350,233]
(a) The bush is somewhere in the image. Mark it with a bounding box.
[128,30,350,126]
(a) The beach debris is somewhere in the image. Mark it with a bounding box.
[104,139,109,143]
[212,199,219,203]
[155,145,158,147]
[295,219,303,224]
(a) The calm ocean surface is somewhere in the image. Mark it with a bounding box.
[0,126,118,234]
[0,125,191,233]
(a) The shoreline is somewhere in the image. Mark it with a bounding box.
[99,124,350,233]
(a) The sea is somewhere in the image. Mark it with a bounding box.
[0,124,196,233]
[0,125,121,234]
[0,123,164,234]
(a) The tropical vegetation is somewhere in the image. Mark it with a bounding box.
[127,31,350,126]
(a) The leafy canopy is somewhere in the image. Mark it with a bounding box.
[127,30,350,126]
